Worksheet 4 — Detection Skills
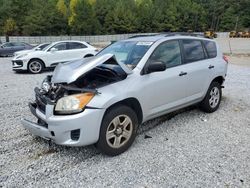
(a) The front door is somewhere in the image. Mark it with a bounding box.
[138,40,188,119]
[46,42,69,66]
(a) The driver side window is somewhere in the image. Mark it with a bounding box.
[149,40,182,68]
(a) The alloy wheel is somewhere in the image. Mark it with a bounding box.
[29,61,42,73]
[209,87,220,108]
[106,115,133,149]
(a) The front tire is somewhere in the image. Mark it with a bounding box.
[96,105,138,156]
[200,82,222,113]
[28,59,44,74]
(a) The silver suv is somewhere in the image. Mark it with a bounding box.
[21,34,228,156]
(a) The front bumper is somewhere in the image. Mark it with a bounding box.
[21,100,105,146]
[12,60,23,68]
[12,59,29,70]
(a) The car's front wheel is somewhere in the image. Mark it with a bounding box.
[28,59,44,74]
[96,105,138,156]
[200,82,222,113]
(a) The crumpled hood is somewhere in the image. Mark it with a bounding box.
[51,54,132,84]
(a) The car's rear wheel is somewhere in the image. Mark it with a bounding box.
[96,105,138,156]
[200,82,222,113]
[28,60,44,74]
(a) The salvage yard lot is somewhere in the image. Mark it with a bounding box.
[1,56,250,187]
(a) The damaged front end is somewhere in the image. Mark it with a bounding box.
[22,54,131,145]
[34,54,131,115]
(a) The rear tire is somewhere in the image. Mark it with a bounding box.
[96,105,138,156]
[200,82,222,113]
[28,59,44,74]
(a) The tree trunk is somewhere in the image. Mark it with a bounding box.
[5,35,9,42]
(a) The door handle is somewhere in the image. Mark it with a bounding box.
[208,65,214,69]
[179,71,187,76]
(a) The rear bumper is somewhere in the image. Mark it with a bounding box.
[21,101,105,146]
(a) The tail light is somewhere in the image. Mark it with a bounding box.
[223,55,229,63]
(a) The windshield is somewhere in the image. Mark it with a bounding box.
[33,43,49,50]
[97,41,153,69]
[38,43,49,50]
[42,43,56,51]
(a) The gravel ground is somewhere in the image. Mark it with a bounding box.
[0,57,250,188]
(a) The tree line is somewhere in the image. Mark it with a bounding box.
[0,0,249,36]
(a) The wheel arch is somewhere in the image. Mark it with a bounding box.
[28,58,46,69]
[211,76,224,85]
[84,54,94,58]
[104,97,143,125]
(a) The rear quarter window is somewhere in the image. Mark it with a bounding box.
[182,39,205,63]
[203,40,217,58]
[68,42,87,49]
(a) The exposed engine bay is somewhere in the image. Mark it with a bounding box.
[39,63,127,102]
[72,64,127,89]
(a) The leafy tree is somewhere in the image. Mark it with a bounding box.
[68,0,79,26]
[70,0,101,34]
[3,18,17,35]
[134,0,155,32]
[57,0,68,17]
[94,0,114,33]
[22,0,68,35]
[104,0,137,33]
[0,0,249,35]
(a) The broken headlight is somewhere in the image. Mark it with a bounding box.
[54,93,94,114]
[41,76,52,93]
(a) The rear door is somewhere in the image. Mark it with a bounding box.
[12,42,26,53]
[180,39,211,101]
[67,42,89,61]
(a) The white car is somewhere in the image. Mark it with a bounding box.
[12,41,97,73]
[14,43,50,57]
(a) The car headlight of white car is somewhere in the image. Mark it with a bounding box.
[55,93,94,114]
[17,54,28,59]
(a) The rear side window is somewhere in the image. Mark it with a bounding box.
[182,40,205,63]
[203,40,217,58]
[68,42,87,49]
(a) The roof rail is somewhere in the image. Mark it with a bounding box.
[128,34,158,38]
[161,32,205,38]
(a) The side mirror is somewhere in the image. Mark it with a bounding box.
[50,47,58,52]
[35,47,41,51]
[145,61,166,74]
